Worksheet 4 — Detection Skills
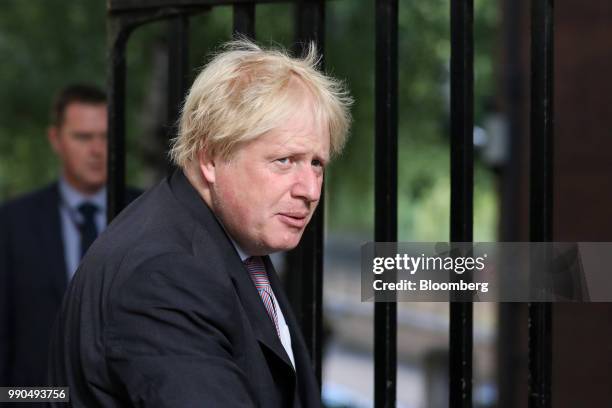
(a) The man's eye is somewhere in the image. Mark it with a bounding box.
[311,159,324,168]
[74,133,93,141]
[276,158,290,165]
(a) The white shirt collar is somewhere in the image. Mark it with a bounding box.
[58,177,106,211]
[229,237,250,262]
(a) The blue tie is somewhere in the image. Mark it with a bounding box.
[77,202,98,258]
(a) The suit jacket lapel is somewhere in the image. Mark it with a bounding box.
[229,256,295,370]
[264,255,321,407]
[39,184,68,298]
[169,170,295,371]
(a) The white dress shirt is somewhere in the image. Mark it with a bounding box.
[57,178,106,279]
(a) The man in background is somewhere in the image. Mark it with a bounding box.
[0,84,113,387]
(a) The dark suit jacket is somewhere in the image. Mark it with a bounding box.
[47,170,321,407]
[0,184,67,388]
[0,183,140,389]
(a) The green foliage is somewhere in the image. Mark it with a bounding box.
[0,0,107,197]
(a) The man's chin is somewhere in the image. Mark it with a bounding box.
[84,178,106,191]
[265,232,304,253]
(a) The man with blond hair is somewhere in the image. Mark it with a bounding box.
[48,40,351,407]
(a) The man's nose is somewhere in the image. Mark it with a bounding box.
[292,165,322,203]
[92,134,107,156]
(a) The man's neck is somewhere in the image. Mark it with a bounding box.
[61,174,104,197]
[59,177,106,209]
[184,165,254,259]
[184,164,214,209]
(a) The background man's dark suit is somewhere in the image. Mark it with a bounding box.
[0,184,139,388]
[0,184,67,387]
[48,170,321,407]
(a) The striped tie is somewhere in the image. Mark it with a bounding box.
[244,256,280,338]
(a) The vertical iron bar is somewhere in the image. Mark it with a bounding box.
[374,0,398,406]
[167,14,190,172]
[295,0,325,51]
[529,0,554,407]
[290,0,325,385]
[449,0,474,407]
[107,18,130,221]
[233,3,256,39]
[499,2,524,408]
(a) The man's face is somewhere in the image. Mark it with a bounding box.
[207,95,330,255]
[49,102,108,194]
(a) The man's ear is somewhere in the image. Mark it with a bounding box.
[197,148,217,184]
[47,126,61,154]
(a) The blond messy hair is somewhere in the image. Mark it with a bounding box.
[169,39,352,168]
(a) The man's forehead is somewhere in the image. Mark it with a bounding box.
[218,78,330,161]
[64,102,107,113]
[63,103,107,119]
[257,127,330,159]
[60,103,108,130]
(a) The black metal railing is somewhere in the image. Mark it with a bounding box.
[374,0,398,406]
[449,0,474,406]
[233,3,256,38]
[106,1,556,406]
[166,14,190,175]
[288,0,326,383]
[528,0,554,407]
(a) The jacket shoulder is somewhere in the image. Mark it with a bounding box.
[0,183,57,218]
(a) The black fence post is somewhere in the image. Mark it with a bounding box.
[106,2,212,218]
[167,14,190,172]
[498,1,525,405]
[449,0,474,407]
[288,0,326,385]
[528,0,554,407]
[233,3,256,39]
[107,17,131,221]
[374,0,398,406]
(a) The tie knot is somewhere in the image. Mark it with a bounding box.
[78,202,98,221]
[244,256,264,269]
[244,256,270,287]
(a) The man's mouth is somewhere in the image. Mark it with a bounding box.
[277,212,309,228]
